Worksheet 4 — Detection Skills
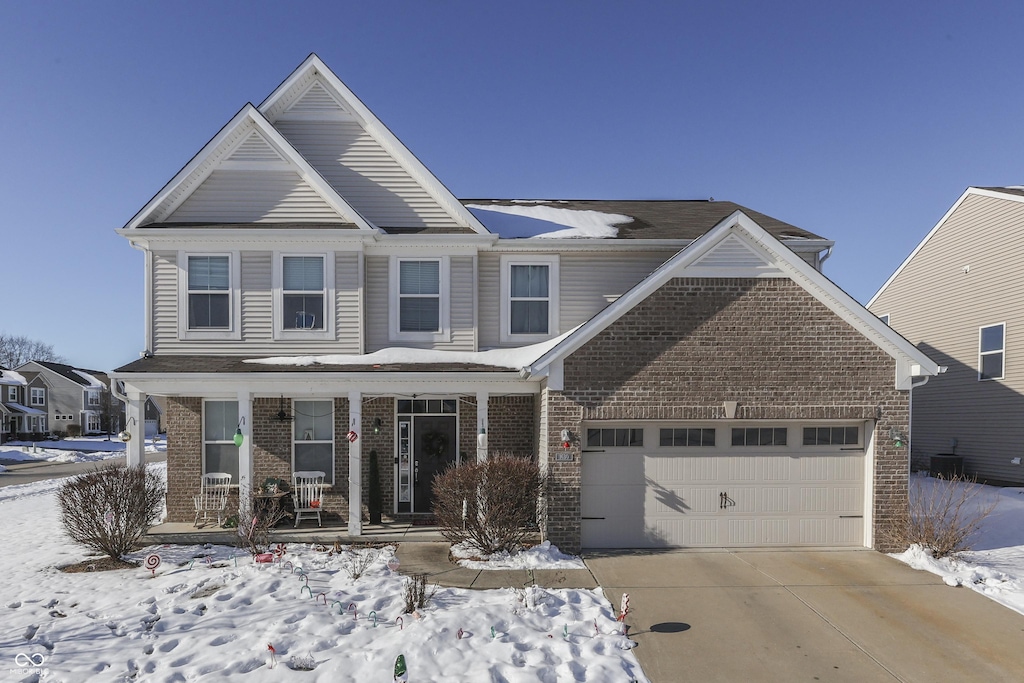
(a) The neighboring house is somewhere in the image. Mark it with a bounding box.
[145,395,166,437]
[0,366,46,441]
[869,186,1024,485]
[111,55,938,552]
[16,361,118,436]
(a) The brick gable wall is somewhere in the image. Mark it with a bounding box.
[543,278,908,553]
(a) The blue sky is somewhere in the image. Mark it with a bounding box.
[3,1,1023,371]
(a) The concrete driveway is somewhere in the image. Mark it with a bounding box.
[586,549,1024,682]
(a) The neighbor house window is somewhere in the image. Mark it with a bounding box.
[187,255,230,329]
[586,428,644,447]
[732,427,788,446]
[87,391,100,406]
[979,323,1005,380]
[203,400,239,481]
[293,400,334,484]
[390,257,449,341]
[660,428,716,447]
[500,255,559,342]
[283,256,324,330]
[86,413,102,433]
[30,388,45,406]
[7,387,17,402]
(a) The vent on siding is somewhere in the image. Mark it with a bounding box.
[283,81,352,118]
[226,132,284,163]
[690,235,778,271]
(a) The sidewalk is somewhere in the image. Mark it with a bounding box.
[394,541,598,590]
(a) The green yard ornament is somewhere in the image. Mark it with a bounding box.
[393,654,407,681]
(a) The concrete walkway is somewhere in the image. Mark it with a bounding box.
[586,548,1024,683]
[395,542,598,589]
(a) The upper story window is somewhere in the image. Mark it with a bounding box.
[390,257,450,342]
[29,387,45,406]
[178,251,241,341]
[283,256,325,330]
[979,323,1005,380]
[87,390,100,406]
[6,386,17,402]
[500,255,559,342]
[187,255,230,329]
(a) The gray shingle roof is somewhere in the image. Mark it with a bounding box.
[462,199,823,240]
[32,361,107,386]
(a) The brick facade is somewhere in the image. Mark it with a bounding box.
[542,278,909,553]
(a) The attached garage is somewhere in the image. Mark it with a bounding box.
[581,423,870,549]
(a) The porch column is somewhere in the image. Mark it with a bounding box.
[125,391,145,467]
[348,390,362,536]
[237,390,253,519]
[476,390,489,463]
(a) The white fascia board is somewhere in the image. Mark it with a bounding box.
[115,227,375,252]
[527,210,940,381]
[123,104,377,232]
[865,187,1024,308]
[259,54,491,236]
[113,372,540,398]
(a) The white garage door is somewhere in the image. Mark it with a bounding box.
[581,423,867,548]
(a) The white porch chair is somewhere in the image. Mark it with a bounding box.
[192,472,231,527]
[292,471,326,527]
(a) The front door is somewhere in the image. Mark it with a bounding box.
[412,415,457,513]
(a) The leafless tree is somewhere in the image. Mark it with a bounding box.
[0,334,66,368]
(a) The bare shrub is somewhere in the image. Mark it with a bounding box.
[879,474,997,558]
[432,453,543,555]
[66,424,82,437]
[402,573,437,613]
[57,464,164,560]
[341,549,379,580]
[235,496,290,556]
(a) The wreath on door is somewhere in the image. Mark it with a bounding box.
[421,430,450,462]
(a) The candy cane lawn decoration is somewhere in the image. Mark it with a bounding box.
[617,593,630,621]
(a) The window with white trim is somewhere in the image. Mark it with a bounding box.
[293,400,334,485]
[979,323,1005,380]
[283,256,324,330]
[187,255,231,329]
[500,255,559,342]
[30,387,45,406]
[87,390,100,406]
[7,386,17,402]
[390,257,450,341]
[203,400,239,481]
[86,413,102,433]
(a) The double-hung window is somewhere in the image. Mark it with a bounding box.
[7,387,17,402]
[30,388,45,406]
[293,400,334,484]
[390,257,449,341]
[179,251,240,340]
[979,323,1005,380]
[284,256,324,330]
[188,256,230,329]
[500,255,558,342]
[87,390,100,406]
[203,400,239,481]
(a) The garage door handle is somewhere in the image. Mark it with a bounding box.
[839,515,863,519]
[582,517,605,520]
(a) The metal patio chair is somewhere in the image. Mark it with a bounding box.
[193,472,232,527]
[292,470,326,527]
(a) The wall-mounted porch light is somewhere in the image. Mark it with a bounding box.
[373,417,382,434]
[889,427,907,449]
[275,396,292,422]
[118,416,137,442]
[234,416,246,447]
[477,426,487,450]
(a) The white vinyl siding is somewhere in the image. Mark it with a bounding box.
[868,192,1024,483]
[275,120,461,229]
[166,170,342,224]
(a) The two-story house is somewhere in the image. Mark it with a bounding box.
[0,366,40,442]
[112,55,938,553]
[16,361,116,436]
[869,187,1024,485]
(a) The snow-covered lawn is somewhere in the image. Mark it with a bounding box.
[0,464,647,682]
[890,473,1024,616]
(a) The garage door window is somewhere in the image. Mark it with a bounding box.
[586,428,643,447]
[660,428,716,447]
[803,426,859,446]
[731,427,787,446]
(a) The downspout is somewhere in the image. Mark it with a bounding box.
[905,366,946,476]
[817,245,833,270]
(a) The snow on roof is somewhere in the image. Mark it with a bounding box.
[0,369,26,385]
[244,331,574,370]
[466,203,633,239]
[72,369,105,389]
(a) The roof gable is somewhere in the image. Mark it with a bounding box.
[526,211,939,389]
[259,54,490,234]
[867,187,1024,308]
[124,104,376,230]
